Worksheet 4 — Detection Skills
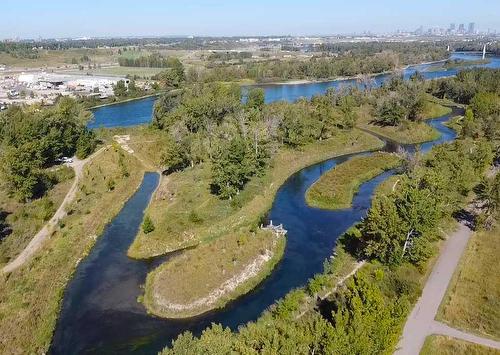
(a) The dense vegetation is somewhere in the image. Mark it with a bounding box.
[118,53,184,68]
[187,42,450,83]
[0,98,96,201]
[152,83,359,199]
[161,68,499,354]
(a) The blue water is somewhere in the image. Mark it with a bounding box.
[53,104,461,354]
[254,53,500,103]
[88,96,156,129]
[88,52,500,128]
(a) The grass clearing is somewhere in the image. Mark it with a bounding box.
[306,152,401,210]
[0,147,145,354]
[0,166,75,265]
[356,101,451,144]
[437,227,500,340]
[62,66,166,78]
[128,128,384,258]
[421,335,500,355]
[144,230,285,318]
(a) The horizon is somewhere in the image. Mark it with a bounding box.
[2,0,500,40]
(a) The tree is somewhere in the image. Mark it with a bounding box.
[76,130,97,159]
[376,97,406,126]
[246,88,265,110]
[113,80,128,97]
[152,94,180,129]
[142,215,155,234]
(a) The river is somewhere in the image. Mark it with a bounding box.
[51,53,485,353]
[89,52,500,128]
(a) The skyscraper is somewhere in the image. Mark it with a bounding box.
[468,22,475,34]
[449,23,456,31]
[458,23,465,33]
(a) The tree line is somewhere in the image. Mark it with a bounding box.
[118,53,184,68]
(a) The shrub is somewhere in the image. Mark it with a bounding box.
[142,215,155,234]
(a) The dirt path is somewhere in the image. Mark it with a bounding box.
[2,146,107,274]
[394,222,500,354]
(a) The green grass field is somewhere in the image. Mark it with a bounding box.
[421,335,500,355]
[0,147,145,354]
[306,152,401,210]
[437,228,500,340]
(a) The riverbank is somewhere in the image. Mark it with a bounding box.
[0,147,146,354]
[88,92,163,110]
[144,229,286,318]
[305,152,401,210]
[248,56,452,87]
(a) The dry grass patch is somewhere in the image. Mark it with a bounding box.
[0,166,74,265]
[0,147,145,354]
[438,228,500,340]
[421,335,500,355]
[144,229,285,318]
[306,152,401,210]
[128,129,384,258]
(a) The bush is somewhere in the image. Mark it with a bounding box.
[142,215,155,234]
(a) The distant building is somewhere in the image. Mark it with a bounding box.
[458,23,465,34]
[449,23,456,31]
[468,22,475,34]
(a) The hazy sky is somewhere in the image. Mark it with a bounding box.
[2,0,499,39]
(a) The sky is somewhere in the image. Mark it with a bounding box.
[1,0,499,39]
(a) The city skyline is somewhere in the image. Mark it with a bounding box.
[1,0,499,40]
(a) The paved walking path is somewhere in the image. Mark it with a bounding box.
[2,147,107,274]
[395,222,500,354]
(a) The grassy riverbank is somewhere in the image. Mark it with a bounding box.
[356,101,451,144]
[306,152,401,210]
[128,129,384,259]
[437,227,500,340]
[421,335,499,355]
[144,229,285,318]
[0,147,145,354]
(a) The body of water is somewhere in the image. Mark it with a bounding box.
[88,52,500,128]
[53,102,461,353]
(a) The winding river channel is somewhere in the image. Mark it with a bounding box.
[51,53,497,354]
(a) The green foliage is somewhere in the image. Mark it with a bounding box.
[76,130,97,159]
[142,215,155,234]
[245,88,265,110]
[210,137,268,199]
[360,139,493,266]
[113,80,128,97]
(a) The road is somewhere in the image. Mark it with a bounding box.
[394,222,500,354]
[2,147,107,274]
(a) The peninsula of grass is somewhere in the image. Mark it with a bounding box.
[0,147,145,354]
[356,101,451,144]
[421,335,499,355]
[143,229,285,318]
[128,128,384,259]
[306,152,401,210]
[437,227,500,340]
